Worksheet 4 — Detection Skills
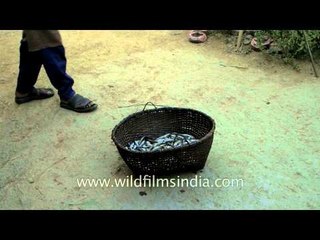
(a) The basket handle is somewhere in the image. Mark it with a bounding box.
[143,102,158,111]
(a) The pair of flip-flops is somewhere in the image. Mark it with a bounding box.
[188,30,208,43]
[15,88,97,113]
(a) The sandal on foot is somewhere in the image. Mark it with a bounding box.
[60,94,98,113]
[15,88,54,104]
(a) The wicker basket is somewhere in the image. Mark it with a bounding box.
[111,106,215,175]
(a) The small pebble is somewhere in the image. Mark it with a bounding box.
[139,191,147,196]
[28,178,34,184]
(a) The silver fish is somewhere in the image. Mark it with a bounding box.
[127,132,199,152]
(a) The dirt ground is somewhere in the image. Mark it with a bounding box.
[0,30,319,209]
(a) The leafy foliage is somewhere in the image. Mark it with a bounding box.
[255,30,320,59]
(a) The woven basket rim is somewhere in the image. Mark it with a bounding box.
[111,107,215,154]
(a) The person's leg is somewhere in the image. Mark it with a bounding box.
[15,40,54,104]
[40,46,75,101]
[16,40,42,95]
[40,46,97,112]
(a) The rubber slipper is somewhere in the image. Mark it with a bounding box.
[15,88,54,104]
[60,94,98,113]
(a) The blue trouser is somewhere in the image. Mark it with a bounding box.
[16,40,75,101]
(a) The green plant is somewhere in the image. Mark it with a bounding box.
[255,30,320,59]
